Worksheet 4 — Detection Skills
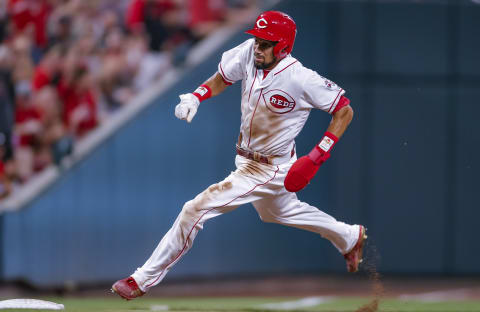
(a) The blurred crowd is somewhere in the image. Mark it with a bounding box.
[0,0,256,200]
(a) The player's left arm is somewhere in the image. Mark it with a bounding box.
[284,97,353,192]
[326,104,354,138]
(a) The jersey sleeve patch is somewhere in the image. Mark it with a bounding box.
[302,69,346,113]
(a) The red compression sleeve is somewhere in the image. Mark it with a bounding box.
[308,131,338,165]
[192,84,212,102]
[332,95,350,114]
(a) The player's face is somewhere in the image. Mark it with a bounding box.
[253,37,277,70]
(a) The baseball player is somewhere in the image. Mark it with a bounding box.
[112,11,366,300]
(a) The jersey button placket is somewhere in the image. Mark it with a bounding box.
[247,87,264,148]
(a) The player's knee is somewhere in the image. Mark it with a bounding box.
[181,199,202,217]
[182,200,194,213]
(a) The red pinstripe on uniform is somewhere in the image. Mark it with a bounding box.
[274,60,298,76]
[145,165,280,289]
[328,88,343,114]
[219,63,234,85]
[247,69,258,102]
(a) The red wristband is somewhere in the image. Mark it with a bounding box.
[192,84,212,102]
[308,131,338,165]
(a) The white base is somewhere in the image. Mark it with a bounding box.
[0,299,64,310]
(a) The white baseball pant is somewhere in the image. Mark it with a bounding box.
[131,154,360,292]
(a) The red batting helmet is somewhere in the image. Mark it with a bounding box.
[245,11,297,59]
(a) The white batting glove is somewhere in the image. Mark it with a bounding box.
[175,93,200,123]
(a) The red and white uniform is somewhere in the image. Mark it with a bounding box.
[131,39,359,292]
[220,39,345,158]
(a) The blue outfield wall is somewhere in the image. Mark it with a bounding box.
[1,0,480,287]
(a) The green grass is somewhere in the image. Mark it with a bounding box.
[1,296,479,312]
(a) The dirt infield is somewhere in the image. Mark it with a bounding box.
[2,246,478,311]
[2,274,479,300]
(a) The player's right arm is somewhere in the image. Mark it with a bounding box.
[175,39,252,123]
[174,72,229,123]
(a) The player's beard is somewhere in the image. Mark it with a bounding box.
[254,56,277,70]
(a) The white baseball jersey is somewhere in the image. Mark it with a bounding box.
[218,38,345,157]
[130,39,360,293]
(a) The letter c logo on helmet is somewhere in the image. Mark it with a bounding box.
[256,18,268,29]
[245,11,297,60]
